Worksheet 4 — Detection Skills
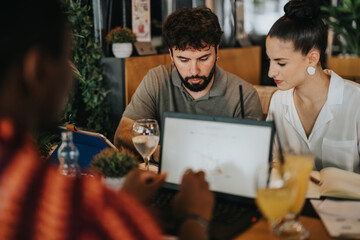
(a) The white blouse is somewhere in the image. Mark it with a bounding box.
[267,70,360,173]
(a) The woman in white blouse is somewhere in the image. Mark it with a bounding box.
[266,0,360,173]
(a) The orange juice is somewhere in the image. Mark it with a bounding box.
[284,154,314,214]
[256,187,293,221]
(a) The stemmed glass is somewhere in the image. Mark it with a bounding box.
[131,119,160,171]
[272,116,314,239]
[278,152,314,239]
[255,162,297,235]
[269,111,315,239]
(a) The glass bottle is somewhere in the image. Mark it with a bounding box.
[57,131,81,176]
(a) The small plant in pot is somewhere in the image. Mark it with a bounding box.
[105,26,137,58]
[91,148,139,191]
[321,0,360,56]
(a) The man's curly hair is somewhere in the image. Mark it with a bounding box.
[162,7,223,51]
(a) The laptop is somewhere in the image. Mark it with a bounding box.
[152,112,275,239]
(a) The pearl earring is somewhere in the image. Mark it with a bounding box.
[307,66,316,75]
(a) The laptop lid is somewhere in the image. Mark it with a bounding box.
[159,112,275,201]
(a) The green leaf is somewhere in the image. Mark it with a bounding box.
[91,149,139,177]
[322,1,360,56]
[55,0,116,142]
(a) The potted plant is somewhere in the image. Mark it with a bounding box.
[321,1,360,81]
[321,0,360,57]
[105,26,137,58]
[91,148,139,191]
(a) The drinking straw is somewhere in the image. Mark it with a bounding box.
[272,112,284,165]
[239,85,245,119]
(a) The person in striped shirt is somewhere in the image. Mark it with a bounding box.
[0,0,214,239]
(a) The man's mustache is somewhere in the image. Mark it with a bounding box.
[185,75,207,81]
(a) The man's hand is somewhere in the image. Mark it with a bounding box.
[173,169,214,221]
[122,169,167,204]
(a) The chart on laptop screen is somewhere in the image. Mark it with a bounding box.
[160,115,273,198]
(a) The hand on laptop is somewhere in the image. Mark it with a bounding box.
[122,169,167,204]
[173,169,214,221]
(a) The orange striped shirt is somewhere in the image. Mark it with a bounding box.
[0,118,162,240]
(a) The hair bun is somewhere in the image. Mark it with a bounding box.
[284,0,320,20]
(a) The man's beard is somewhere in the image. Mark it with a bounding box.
[175,61,217,92]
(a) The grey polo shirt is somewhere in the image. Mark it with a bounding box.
[123,64,263,127]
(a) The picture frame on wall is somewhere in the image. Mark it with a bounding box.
[132,0,151,42]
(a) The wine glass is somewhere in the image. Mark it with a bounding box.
[255,162,297,236]
[131,119,160,171]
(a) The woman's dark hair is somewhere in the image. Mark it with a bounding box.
[0,0,67,84]
[268,0,328,68]
[162,7,223,51]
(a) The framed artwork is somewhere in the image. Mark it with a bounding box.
[132,0,151,42]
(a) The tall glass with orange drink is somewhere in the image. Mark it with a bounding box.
[255,163,297,236]
[285,154,314,213]
[278,153,314,239]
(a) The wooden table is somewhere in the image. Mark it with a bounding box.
[235,216,332,240]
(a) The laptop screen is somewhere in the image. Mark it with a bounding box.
[159,112,275,200]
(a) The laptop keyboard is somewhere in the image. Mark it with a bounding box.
[151,188,260,239]
[212,201,251,224]
[151,188,174,211]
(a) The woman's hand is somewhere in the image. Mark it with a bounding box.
[173,169,214,221]
[121,169,167,204]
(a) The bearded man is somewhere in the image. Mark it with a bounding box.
[114,7,262,160]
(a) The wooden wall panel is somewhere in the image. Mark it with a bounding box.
[124,54,171,105]
[328,57,360,82]
[217,46,261,86]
